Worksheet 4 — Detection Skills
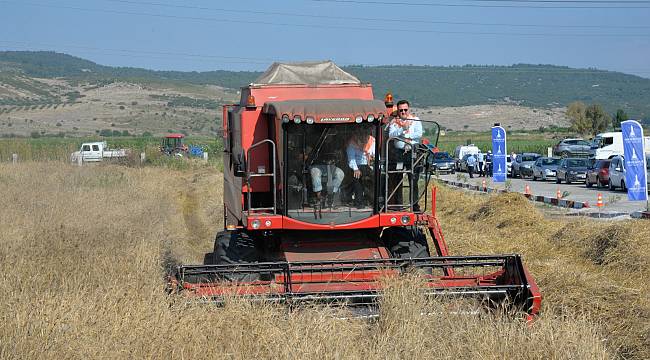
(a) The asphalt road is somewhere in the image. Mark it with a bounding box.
[437,172,649,215]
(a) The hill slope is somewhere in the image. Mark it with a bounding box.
[2,51,649,119]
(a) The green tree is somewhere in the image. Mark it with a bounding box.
[585,103,611,135]
[613,109,629,128]
[567,101,611,136]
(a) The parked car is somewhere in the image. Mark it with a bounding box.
[556,158,591,184]
[608,155,627,190]
[453,144,480,171]
[511,153,541,178]
[585,159,611,188]
[552,138,591,158]
[531,157,561,181]
[506,155,512,175]
[428,151,455,174]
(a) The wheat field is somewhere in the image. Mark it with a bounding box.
[1,162,647,359]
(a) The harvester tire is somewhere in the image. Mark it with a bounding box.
[382,226,430,259]
[212,231,261,282]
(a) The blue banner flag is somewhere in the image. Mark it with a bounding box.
[492,126,507,183]
[621,120,648,201]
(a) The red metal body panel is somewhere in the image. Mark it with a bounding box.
[245,213,415,230]
[281,239,390,262]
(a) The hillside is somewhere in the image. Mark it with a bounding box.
[0,72,239,137]
[1,51,648,119]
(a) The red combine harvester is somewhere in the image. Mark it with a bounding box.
[170,61,541,318]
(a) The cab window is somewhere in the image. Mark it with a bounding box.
[82,145,91,151]
[92,145,99,151]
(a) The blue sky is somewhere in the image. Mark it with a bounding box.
[1,0,649,77]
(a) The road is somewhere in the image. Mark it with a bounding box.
[437,172,649,215]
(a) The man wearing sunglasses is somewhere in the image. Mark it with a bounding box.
[387,100,423,211]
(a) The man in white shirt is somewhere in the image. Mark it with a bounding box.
[387,100,423,211]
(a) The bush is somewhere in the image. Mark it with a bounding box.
[99,129,113,137]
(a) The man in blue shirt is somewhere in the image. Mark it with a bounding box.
[466,154,477,178]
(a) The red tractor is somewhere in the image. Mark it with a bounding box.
[161,133,189,156]
[170,62,541,319]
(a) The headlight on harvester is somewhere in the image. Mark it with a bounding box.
[264,220,272,227]
[401,215,410,225]
[251,219,261,229]
[305,116,314,124]
[355,116,363,123]
[367,114,375,122]
[293,115,302,124]
[282,114,290,123]
[390,217,397,224]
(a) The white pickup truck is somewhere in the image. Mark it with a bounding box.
[70,141,129,163]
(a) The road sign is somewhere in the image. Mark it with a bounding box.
[621,120,648,201]
[492,126,507,183]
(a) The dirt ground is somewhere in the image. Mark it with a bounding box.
[413,104,570,132]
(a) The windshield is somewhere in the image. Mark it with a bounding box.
[541,158,560,165]
[285,122,378,224]
[567,159,590,167]
[522,155,539,162]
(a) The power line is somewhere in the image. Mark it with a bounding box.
[309,0,650,9]
[2,1,648,38]
[100,0,650,30]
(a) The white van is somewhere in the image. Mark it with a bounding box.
[590,131,650,160]
[453,144,480,171]
[590,132,623,160]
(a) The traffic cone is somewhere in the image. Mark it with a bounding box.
[524,184,531,196]
[556,188,562,199]
[596,193,604,208]
[482,179,487,192]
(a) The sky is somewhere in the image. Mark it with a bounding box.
[1,0,649,77]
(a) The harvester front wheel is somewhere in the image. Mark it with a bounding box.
[212,231,261,281]
[382,226,430,259]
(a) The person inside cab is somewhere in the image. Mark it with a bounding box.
[346,127,375,208]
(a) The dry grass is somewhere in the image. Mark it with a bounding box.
[435,186,650,358]
[0,163,642,358]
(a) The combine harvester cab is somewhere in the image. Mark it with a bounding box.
[170,61,541,319]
